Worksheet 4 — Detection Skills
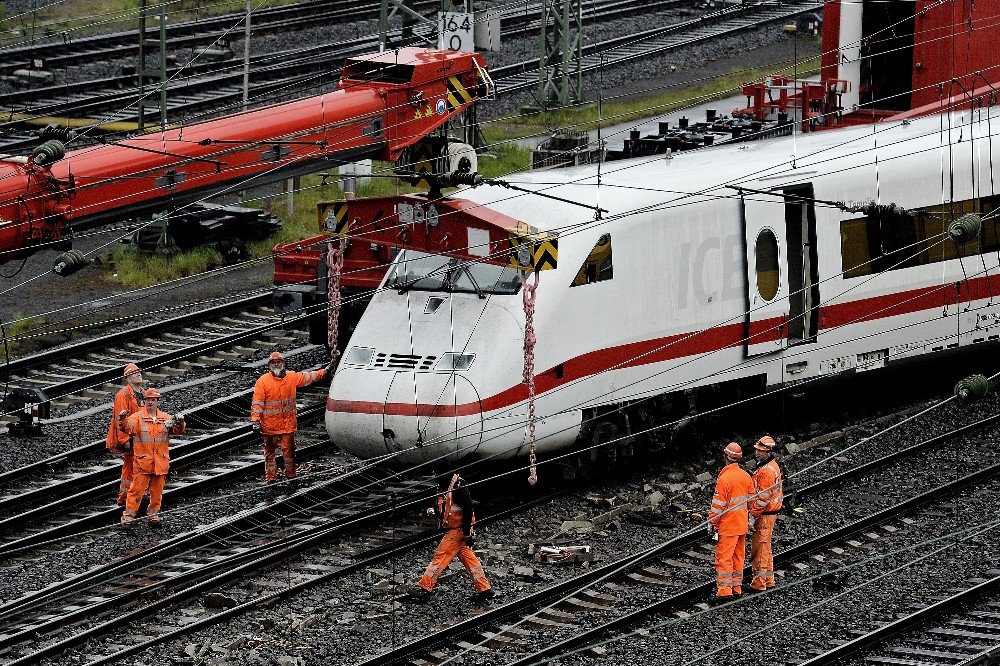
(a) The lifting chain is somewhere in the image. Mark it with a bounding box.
[326,238,346,364]
[521,269,540,485]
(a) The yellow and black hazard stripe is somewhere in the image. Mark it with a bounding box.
[445,75,474,113]
[507,229,558,271]
[320,200,350,237]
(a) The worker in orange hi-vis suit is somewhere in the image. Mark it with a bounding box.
[117,388,185,526]
[409,473,495,604]
[707,442,755,600]
[106,363,144,506]
[749,435,784,592]
[250,351,333,483]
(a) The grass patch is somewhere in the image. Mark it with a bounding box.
[3,312,46,356]
[484,53,823,145]
[104,244,223,288]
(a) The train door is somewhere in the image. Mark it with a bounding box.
[743,190,791,357]
[784,184,820,345]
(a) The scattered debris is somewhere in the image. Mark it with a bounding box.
[559,520,594,533]
[584,492,617,509]
[645,491,665,508]
[695,471,713,483]
[513,565,537,579]
[533,545,596,565]
[203,593,239,610]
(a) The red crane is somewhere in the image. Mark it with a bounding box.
[0,47,491,262]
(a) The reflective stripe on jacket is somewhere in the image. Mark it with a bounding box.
[250,369,326,435]
[708,462,755,536]
[106,385,142,451]
[119,408,185,475]
[751,458,783,517]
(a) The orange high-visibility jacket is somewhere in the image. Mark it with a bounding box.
[118,408,185,475]
[751,458,783,517]
[437,487,476,531]
[106,385,143,452]
[708,462,755,536]
[250,369,326,435]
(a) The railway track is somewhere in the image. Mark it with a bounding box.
[0,458,564,665]
[0,0,813,154]
[0,387,328,555]
[796,570,1000,665]
[0,0,414,75]
[492,0,823,93]
[350,410,1000,666]
[0,291,306,417]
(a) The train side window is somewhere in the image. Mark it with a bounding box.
[571,234,613,286]
[841,217,873,278]
[755,228,779,301]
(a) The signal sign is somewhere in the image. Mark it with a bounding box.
[439,12,474,52]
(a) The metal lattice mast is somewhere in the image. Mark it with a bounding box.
[538,0,582,108]
[137,0,168,131]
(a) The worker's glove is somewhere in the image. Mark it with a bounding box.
[121,440,132,452]
[118,409,128,420]
[323,358,336,374]
[464,534,475,548]
[706,522,714,536]
[165,417,176,429]
[425,507,436,517]
[175,413,185,424]
[748,516,757,533]
[251,421,261,432]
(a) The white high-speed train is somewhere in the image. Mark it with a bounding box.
[326,107,1000,466]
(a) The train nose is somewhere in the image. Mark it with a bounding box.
[327,368,484,466]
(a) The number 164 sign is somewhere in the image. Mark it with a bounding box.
[438,11,474,52]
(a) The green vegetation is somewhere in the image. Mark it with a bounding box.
[4,312,46,356]
[104,244,223,289]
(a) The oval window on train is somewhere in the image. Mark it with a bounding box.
[755,229,779,301]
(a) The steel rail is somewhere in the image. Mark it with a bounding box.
[505,462,1000,665]
[492,0,823,93]
[5,297,294,401]
[0,290,269,378]
[0,0,427,74]
[795,572,1000,666]
[80,488,571,665]
[0,468,433,664]
[0,384,281,513]
[354,415,1000,666]
[0,0,686,137]
[0,400,329,556]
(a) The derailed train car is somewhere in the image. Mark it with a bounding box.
[327,107,1000,465]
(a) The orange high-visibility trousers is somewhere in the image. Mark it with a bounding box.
[122,473,166,522]
[714,534,746,596]
[117,453,134,505]
[263,433,296,480]
[750,514,778,590]
[419,529,491,593]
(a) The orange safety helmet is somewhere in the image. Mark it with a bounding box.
[143,388,162,400]
[754,435,777,451]
[724,442,743,460]
[268,351,285,363]
[123,363,141,377]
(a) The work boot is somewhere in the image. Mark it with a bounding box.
[116,492,127,507]
[406,587,433,603]
[472,588,496,605]
[147,514,162,528]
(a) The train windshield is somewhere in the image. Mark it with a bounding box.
[386,251,522,296]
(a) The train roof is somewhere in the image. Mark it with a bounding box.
[462,108,999,232]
